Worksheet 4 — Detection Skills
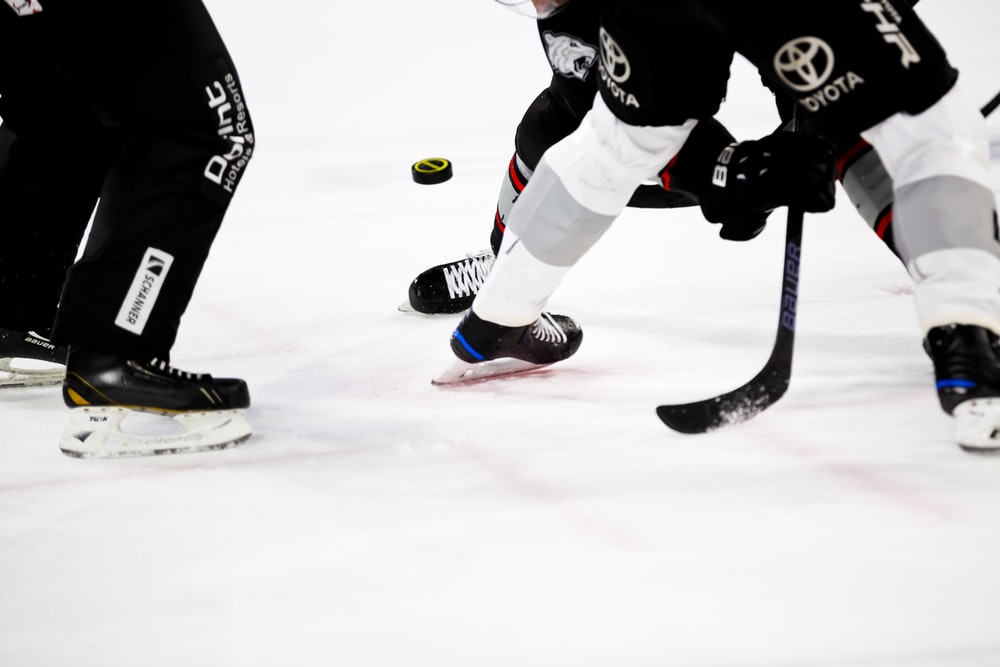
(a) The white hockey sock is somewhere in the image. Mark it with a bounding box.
[471,229,569,327]
[909,248,1000,334]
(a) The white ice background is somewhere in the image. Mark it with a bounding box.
[3,1,1000,665]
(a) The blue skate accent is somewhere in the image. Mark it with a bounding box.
[937,379,977,389]
[452,330,485,361]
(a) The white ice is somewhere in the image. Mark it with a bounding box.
[3,2,1000,665]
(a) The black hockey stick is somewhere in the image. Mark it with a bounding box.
[656,91,998,434]
[656,206,804,433]
[982,89,1000,118]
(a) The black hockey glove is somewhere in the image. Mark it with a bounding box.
[700,131,837,241]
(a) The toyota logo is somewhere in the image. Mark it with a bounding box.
[773,37,835,92]
[599,27,631,84]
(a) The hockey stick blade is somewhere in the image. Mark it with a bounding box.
[981,89,1000,118]
[657,207,804,434]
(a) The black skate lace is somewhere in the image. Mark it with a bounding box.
[148,357,207,381]
[443,250,495,299]
[531,313,568,344]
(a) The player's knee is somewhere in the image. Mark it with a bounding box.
[861,85,991,190]
[198,115,255,200]
[202,136,253,190]
[544,96,695,215]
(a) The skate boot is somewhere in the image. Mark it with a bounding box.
[403,249,495,315]
[926,324,1000,452]
[433,309,582,384]
[0,328,67,387]
[59,348,252,458]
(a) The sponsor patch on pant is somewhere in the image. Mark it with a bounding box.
[114,248,174,335]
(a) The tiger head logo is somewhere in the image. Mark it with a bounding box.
[5,0,43,16]
[543,31,598,82]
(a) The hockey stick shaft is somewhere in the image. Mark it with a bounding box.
[981,89,1000,118]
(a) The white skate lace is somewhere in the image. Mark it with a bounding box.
[148,358,207,381]
[531,313,568,344]
[443,249,495,299]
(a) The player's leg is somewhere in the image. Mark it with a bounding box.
[407,0,603,316]
[0,17,115,385]
[836,136,901,256]
[864,91,1000,451]
[404,86,590,316]
[410,0,724,315]
[435,4,730,382]
[19,0,256,455]
[34,1,254,360]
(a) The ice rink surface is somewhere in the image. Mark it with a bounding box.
[3,2,1000,665]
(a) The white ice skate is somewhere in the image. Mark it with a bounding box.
[433,310,582,385]
[927,324,1000,454]
[59,349,252,458]
[401,249,495,314]
[953,398,1000,453]
[59,407,252,458]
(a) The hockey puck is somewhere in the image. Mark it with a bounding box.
[411,157,453,185]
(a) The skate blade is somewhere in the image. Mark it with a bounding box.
[59,407,252,458]
[0,357,65,388]
[954,398,1000,453]
[397,300,469,316]
[432,358,551,385]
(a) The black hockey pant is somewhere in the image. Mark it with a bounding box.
[0,0,254,359]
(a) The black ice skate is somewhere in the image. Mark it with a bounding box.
[403,249,495,315]
[0,328,67,388]
[59,348,252,458]
[926,324,1000,452]
[432,309,583,384]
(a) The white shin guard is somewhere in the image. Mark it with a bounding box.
[471,229,570,327]
[862,84,1000,334]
